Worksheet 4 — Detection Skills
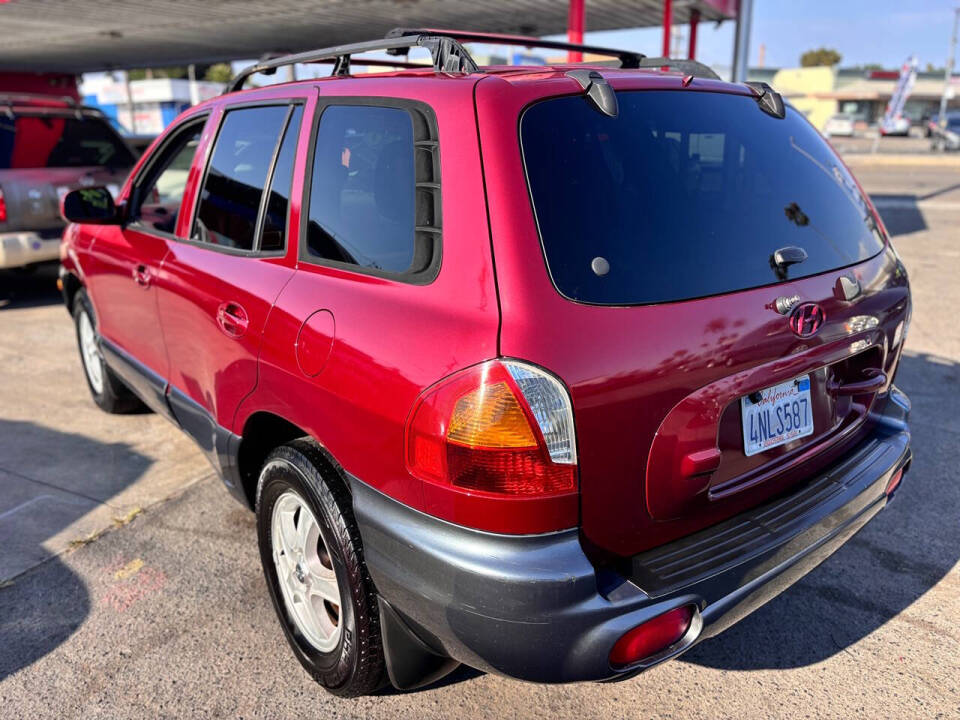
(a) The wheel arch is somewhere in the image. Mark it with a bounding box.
[236,411,351,509]
[60,269,84,314]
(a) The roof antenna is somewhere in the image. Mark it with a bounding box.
[565,70,618,118]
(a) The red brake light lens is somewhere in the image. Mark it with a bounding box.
[609,605,696,668]
[0,186,7,223]
[885,468,904,496]
[406,359,577,497]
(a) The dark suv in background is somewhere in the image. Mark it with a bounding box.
[59,30,912,697]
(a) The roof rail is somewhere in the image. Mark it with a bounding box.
[0,92,85,120]
[0,92,79,107]
[226,27,646,92]
[635,57,721,80]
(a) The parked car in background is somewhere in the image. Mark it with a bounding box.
[59,29,913,697]
[879,115,911,137]
[823,113,856,137]
[930,113,960,151]
[0,93,134,270]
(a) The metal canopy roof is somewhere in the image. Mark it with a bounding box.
[0,0,734,73]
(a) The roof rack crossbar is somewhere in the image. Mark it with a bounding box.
[635,57,721,80]
[386,27,644,68]
[227,27,648,92]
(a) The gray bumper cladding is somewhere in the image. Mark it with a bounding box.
[352,389,911,685]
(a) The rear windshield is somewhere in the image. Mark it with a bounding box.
[0,114,135,170]
[520,91,885,305]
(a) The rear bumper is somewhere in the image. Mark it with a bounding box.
[353,388,911,685]
[0,230,61,269]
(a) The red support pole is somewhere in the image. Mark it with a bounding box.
[568,0,585,63]
[688,9,700,60]
[662,0,673,57]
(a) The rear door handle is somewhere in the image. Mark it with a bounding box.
[132,264,151,288]
[216,302,249,338]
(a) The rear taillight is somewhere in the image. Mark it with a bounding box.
[406,359,578,533]
[609,605,696,668]
[0,186,7,223]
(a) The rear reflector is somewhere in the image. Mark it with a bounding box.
[0,186,7,223]
[885,468,904,496]
[609,605,695,668]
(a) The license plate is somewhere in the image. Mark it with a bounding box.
[741,375,814,457]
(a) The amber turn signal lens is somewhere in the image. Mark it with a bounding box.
[447,381,537,449]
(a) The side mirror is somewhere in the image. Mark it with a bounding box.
[60,187,122,225]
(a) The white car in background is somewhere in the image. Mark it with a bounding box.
[880,115,911,137]
[823,113,856,137]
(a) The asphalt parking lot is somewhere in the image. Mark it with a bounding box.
[1,158,959,719]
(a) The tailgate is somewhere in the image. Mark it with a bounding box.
[480,78,911,557]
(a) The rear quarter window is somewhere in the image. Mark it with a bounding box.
[520,90,886,305]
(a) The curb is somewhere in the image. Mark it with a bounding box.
[841,154,960,167]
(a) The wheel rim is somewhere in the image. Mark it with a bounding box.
[271,490,342,652]
[78,310,104,395]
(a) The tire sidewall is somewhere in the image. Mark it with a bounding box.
[72,291,108,405]
[256,452,360,689]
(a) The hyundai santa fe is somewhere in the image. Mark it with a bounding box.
[58,29,912,696]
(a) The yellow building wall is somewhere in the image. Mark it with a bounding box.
[770,66,838,130]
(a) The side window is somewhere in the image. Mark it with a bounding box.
[305,105,438,276]
[133,121,203,234]
[193,105,290,251]
[260,105,303,252]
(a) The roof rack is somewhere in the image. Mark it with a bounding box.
[0,92,85,119]
[227,27,645,92]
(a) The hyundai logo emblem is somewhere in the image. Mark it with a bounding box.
[789,302,826,337]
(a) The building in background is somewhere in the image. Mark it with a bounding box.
[768,66,837,129]
[823,69,959,126]
[743,67,960,131]
[80,76,223,135]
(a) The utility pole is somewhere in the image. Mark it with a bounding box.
[939,6,959,128]
[123,70,138,134]
[187,63,200,106]
[731,0,755,82]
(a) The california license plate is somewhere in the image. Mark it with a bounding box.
[741,375,814,457]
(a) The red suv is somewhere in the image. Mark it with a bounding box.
[59,30,912,696]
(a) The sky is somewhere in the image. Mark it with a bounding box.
[559,0,960,71]
[88,0,960,87]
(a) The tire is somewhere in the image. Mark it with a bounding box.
[72,290,146,414]
[256,439,387,697]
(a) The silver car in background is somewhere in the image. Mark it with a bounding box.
[823,113,856,137]
[0,94,134,270]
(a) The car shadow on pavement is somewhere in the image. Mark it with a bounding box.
[0,418,153,681]
[0,265,63,311]
[681,351,959,671]
[871,197,927,236]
